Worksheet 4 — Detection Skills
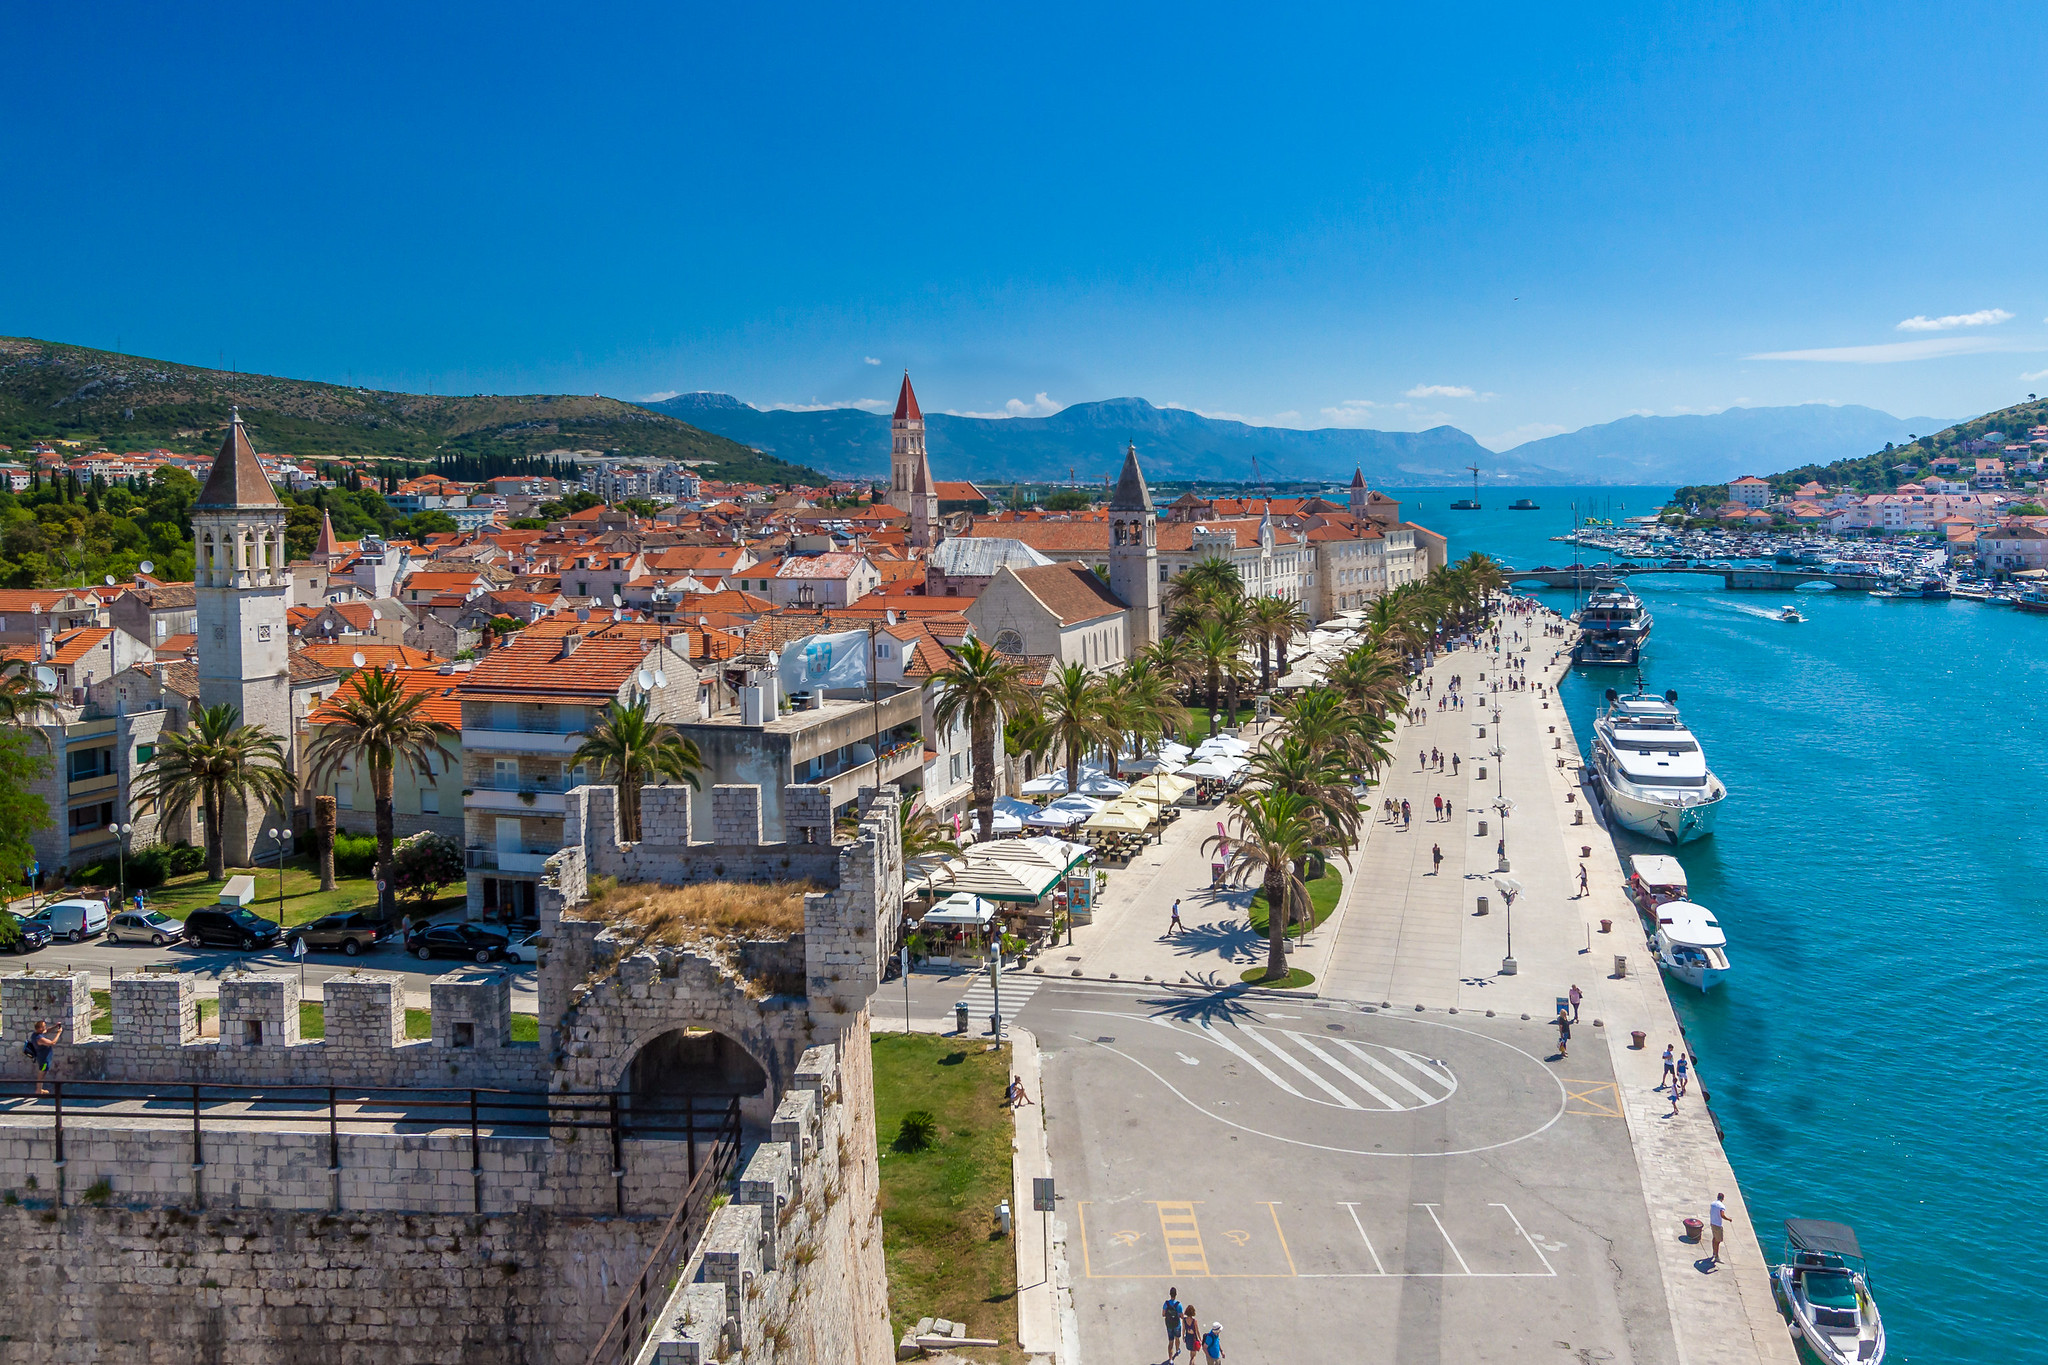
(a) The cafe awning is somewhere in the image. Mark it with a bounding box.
[939,836,1092,902]
[917,892,998,927]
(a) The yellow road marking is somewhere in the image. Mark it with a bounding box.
[1264,1203,1298,1276]
[1564,1080,1623,1117]
[1152,1200,1210,1277]
[1078,1201,1095,1278]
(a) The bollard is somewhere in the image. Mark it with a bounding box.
[1613,954,1627,978]
[1631,1029,1647,1049]
[1581,845,1592,858]
[1476,895,1489,915]
[1554,737,1561,749]
[1600,919,1613,933]
[1478,766,1488,781]
[997,1199,1012,1236]
[1477,725,1486,738]
[1565,791,1575,803]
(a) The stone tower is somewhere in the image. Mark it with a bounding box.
[891,373,940,548]
[193,409,293,863]
[1348,465,1368,516]
[1108,441,1160,648]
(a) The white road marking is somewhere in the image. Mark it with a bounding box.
[1335,1039,1444,1105]
[1196,1019,1305,1098]
[1242,1027,1362,1109]
[1491,1202,1558,1275]
[1176,1053,1200,1066]
[1417,1203,1473,1275]
[1339,1201,1387,1275]
[1289,1034,1407,1110]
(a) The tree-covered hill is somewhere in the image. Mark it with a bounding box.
[0,337,823,485]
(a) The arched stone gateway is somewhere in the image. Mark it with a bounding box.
[623,1026,771,1132]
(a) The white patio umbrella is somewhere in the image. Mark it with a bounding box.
[1026,794,1104,828]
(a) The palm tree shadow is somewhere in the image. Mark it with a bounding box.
[1170,919,1262,964]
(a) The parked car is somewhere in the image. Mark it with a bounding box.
[505,930,543,965]
[105,910,185,946]
[405,921,510,964]
[3,915,50,954]
[34,898,109,943]
[180,907,284,951]
[286,911,392,957]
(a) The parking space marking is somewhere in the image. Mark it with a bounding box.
[1264,1203,1298,1276]
[1338,1202,1388,1275]
[1564,1080,1623,1117]
[1492,1202,1558,1275]
[1417,1203,1474,1275]
[1153,1201,1210,1278]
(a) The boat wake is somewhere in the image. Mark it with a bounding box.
[1718,602,1793,623]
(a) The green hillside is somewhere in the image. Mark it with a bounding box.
[1671,397,2047,507]
[0,337,822,485]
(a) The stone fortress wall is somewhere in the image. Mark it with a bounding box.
[0,782,903,1365]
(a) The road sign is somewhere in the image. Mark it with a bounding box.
[1033,1177,1055,1212]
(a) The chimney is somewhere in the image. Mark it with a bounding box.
[38,627,53,661]
[558,632,583,659]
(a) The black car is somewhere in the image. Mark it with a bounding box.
[3,916,50,954]
[181,907,285,951]
[405,921,510,964]
[287,911,393,957]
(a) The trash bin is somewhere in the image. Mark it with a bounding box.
[955,1002,970,1035]
[1682,1217,1703,1243]
[1478,819,1488,836]
[1600,918,1613,934]
[1613,954,1628,979]
[1476,895,1489,916]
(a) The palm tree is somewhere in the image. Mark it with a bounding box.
[1246,735,1364,860]
[1103,660,1189,762]
[1186,617,1246,726]
[313,793,338,891]
[135,704,296,883]
[1204,786,1317,981]
[0,663,58,748]
[307,668,460,917]
[898,792,963,864]
[1213,596,1255,727]
[1138,636,1199,710]
[1032,663,1117,798]
[1325,645,1409,724]
[570,700,705,845]
[928,638,1033,841]
[1168,555,1243,610]
[1250,596,1308,691]
[1282,686,1394,782]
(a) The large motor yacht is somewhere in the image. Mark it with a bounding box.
[1591,687,1726,844]
[1572,582,1653,667]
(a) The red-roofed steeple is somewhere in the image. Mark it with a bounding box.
[893,371,922,422]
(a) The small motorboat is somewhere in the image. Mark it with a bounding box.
[1625,854,1689,915]
[1509,498,1540,510]
[1774,1220,1885,1364]
[1650,900,1730,990]
[1777,604,1804,622]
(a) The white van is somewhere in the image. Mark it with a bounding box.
[38,898,109,943]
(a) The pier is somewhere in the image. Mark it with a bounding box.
[1506,565,1882,591]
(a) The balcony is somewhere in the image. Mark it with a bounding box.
[466,847,552,874]
[463,726,586,756]
[67,826,117,854]
[464,778,570,814]
[68,772,118,799]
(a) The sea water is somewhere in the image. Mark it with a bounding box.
[1382,485,2043,1364]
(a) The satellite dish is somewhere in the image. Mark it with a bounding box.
[612,593,622,607]
[351,652,367,668]
[886,608,898,626]
[139,560,154,575]
[371,609,381,621]
[654,669,668,688]
[636,669,655,691]
[104,574,116,586]
[34,666,58,687]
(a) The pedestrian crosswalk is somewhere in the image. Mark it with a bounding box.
[956,968,1043,1025]
[1196,1021,1457,1112]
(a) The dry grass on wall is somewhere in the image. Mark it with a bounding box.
[578,878,814,946]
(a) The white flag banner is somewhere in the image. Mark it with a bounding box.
[778,629,870,696]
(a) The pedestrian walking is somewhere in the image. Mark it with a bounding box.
[1674,1053,1690,1095]
[1660,1044,1676,1090]
[1202,1322,1226,1363]
[1707,1193,1729,1265]
[28,1018,56,1096]
[1554,1010,1570,1058]
[1401,800,1411,828]
[1418,749,1426,771]
[1451,753,1460,774]
[1431,843,1443,875]
[1577,864,1588,897]
[1182,1307,1201,1363]
[1667,1082,1682,1116]
[1568,984,1582,1023]
[1163,1288,1184,1361]
[1433,794,1444,821]
[1169,900,1183,935]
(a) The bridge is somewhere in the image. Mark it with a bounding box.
[1504,565,1882,592]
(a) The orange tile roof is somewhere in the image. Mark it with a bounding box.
[1008,562,1126,625]
[299,643,441,673]
[308,666,464,727]
[961,519,1110,553]
[459,628,664,699]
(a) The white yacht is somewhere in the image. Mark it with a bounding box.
[1572,583,1654,667]
[1591,687,1726,844]
[1650,900,1731,990]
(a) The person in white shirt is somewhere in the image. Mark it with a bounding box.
[1707,1193,1729,1264]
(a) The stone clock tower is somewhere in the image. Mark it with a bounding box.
[1108,441,1160,648]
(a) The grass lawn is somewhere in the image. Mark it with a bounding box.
[88,991,539,1042]
[1179,703,1258,745]
[1239,966,1317,988]
[1247,866,1344,940]
[872,1033,1018,1355]
[134,857,463,929]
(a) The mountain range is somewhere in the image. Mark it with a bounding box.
[0,337,823,486]
[646,392,1947,488]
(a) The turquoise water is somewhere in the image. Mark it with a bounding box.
[1387,486,2042,1364]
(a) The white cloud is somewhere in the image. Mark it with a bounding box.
[764,398,891,413]
[1318,399,1380,427]
[947,393,1064,420]
[639,390,680,402]
[1478,422,1569,452]
[1748,335,2040,363]
[863,356,881,365]
[1895,308,2012,331]
[1163,402,1251,422]
[1405,383,1477,399]
[2022,369,2048,383]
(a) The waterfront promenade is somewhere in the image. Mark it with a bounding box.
[962,608,1795,1364]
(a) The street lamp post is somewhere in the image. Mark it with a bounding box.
[106,822,133,900]
[265,828,289,929]
[1493,875,1521,976]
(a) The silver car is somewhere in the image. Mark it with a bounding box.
[105,910,185,946]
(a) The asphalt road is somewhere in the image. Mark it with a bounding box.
[1,936,538,1008]
[1019,980,1680,1365]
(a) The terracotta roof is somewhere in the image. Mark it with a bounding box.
[961,519,1110,554]
[774,553,871,580]
[308,666,463,727]
[894,373,922,422]
[131,582,196,610]
[160,659,198,700]
[459,629,665,699]
[299,643,441,673]
[933,481,988,502]
[289,652,339,685]
[197,410,279,508]
[1156,519,1265,552]
[1007,562,1126,625]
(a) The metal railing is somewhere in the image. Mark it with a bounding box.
[0,1081,741,1218]
[583,1116,744,1365]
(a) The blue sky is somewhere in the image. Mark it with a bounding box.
[5,1,2046,449]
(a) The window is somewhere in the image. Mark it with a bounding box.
[951,754,963,783]
[135,744,153,765]
[257,624,272,641]
[335,781,352,810]
[421,789,439,814]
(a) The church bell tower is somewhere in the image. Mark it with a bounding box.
[1108,442,1160,648]
[891,373,940,548]
[193,408,293,863]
